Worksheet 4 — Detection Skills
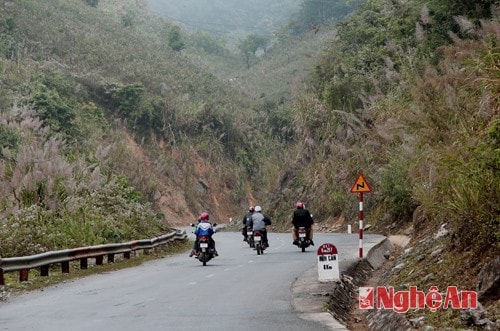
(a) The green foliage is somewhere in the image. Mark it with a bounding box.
[238,34,269,68]
[235,149,255,175]
[103,83,144,118]
[168,26,185,52]
[278,0,498,252]
[0,0,256,258]
[83,0,99,8]
[0,206,54,257]
[28,70,103,144]
[37,71,77,99]
[121,12,135,28]
[265,104,295,142]
[190,31,228,56]
[73,102,109,142]
[393,15,498,255]
[287,0,364,35]
[0,34,19,59]
[0,124,20,153]
[0,124,167,256]
[31,88,76,140]
[115,175,143,202]
[437,132,499,252]
[0,178,167,256]
[322,77,367,112]
[378,156,416,221]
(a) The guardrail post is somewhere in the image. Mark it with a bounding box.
[20,269,29,282]
[96,256,103,265]
[0,230,183,284]
[62,261,70,274]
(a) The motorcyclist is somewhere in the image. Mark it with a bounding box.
[249,205,271,247]
[189,212,218,257]
[292,202,314,246]
[242,206,255,241]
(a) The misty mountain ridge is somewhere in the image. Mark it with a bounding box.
[146,0,302,43]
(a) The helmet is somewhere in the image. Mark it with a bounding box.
[249,206,255,212]
[296,202,304,209]
[200,212,209,220]
[255,206,262,212]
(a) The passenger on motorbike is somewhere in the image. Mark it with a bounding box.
[249,205,271,247]
[242,206,255,241]
[189,212,218,257]
[292,202,314,246]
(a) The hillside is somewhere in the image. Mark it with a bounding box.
[0,0,498,328]
[0,0,278,253]
[259,0,499,329]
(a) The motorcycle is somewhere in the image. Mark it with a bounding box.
[191,223,217,266]
[246,226,255,248]
[253,230,267,255]
[295,227,311,252]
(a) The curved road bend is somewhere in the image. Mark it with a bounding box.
[0,230,385,331]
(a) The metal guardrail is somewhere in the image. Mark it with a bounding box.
[0,229,188,285]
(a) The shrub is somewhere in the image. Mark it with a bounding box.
[0,124,20,153]
[378,156,416,222]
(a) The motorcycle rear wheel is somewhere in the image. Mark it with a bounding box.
[200,252,207,266]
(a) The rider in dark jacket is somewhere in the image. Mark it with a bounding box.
[292,202,314,246]
[242,206,255,241]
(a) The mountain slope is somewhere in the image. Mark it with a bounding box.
[0,0,275,254]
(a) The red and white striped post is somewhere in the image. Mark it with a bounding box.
[350,173,372,259]
[359,192,364,258]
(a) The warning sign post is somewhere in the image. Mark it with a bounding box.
[317,243,340,282]
[350,173,372,258]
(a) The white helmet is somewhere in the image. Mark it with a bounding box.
[254,205,262,212]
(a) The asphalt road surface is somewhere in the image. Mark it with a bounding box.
[0,229,385,331]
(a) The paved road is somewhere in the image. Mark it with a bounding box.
[0,229,385,331]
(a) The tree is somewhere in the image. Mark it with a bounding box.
[168,26,185,52]
[288,0,364,35]
[238,34,268,69]
[84,0,99,8]
[32,89,76,140]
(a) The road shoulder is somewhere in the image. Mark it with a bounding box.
[292,237,394,330]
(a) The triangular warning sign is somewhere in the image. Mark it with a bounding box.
[350,173,372,193]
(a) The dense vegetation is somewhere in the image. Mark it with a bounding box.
[0,0,278,256]
[263,1,498,326]
[276,0,499,254]
[0,0,498,327]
